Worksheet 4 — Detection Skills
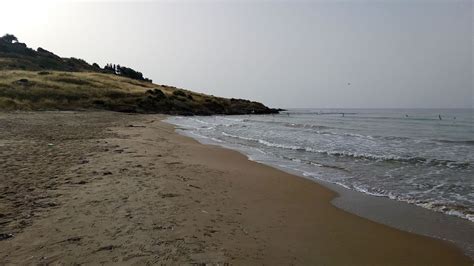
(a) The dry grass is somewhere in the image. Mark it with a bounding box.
[0,71,168,111]
[0,70,276,115]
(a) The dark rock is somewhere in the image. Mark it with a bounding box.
[161,193,180,198]
[96,245,120,252]
[0,233,13,241]
[65,236,82,243]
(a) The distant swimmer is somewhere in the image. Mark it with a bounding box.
[287,113,290,117]
[439,114,442,120]
[342,113,345,117]
[405,114,408,118]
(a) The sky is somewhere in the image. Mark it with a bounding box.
[0,0,472,108]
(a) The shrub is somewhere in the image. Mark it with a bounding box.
[172,90,186,97]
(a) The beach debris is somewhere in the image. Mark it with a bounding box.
[153,225,174,231]
[239,226,249,235]
[178,175,190,182]
[47,143,54,147]
[102,171,113,176]
[96,245,120,252]
[66,237,82,242]
[161,193,180,198]
[0,233,14,241]
[188,184,201,189]
[57,236,82,244]
[127,124,146,128]
[201,210,209,214]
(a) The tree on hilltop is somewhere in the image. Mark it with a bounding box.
[1,34,18,43]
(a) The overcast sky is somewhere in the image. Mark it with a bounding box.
[1,0,472,108]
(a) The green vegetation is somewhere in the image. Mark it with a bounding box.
[0,35,98,72]
[103,64,152,83]
[0,34,279,115]
[0,34,151,82]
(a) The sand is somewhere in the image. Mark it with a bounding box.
[0,111,471,265]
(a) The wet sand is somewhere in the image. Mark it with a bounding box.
[0,111,471,264]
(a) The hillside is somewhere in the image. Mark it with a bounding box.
[0,34,279,115]
[0,71,278,115]
[0,34,99,73]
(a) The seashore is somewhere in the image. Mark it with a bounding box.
[0,111,470,264]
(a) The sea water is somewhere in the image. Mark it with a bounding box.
[167,109,473,222]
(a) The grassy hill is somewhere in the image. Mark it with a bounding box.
[0,70,278,115]
[0,34,279,115]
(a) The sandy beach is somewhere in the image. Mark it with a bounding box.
[0,111,471,265]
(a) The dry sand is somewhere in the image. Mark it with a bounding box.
[0,111,471,265]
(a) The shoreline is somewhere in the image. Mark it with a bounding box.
[0,111,471,264]
[170,118,474,259]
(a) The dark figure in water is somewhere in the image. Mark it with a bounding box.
[342,113,345,117]
[405,114,409,118]
[439,114,442,120]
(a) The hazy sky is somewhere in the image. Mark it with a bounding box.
[1,0,472,108]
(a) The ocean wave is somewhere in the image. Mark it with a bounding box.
[247,120,413,141]
[221,132,471,169]
[352,116,447,121]
[187,130,223,143]
[228,118,473,146]
[408,201,474,222]
[176,117,473,150]
[301,170,473,222]
[281,122,332,130]
[220,117,244,122]
[278,154,351,173]
[243,119,335,130]
[432,139,474,145]
[222,132,260,142]
[190,118,214,125]
[349,184,474,222]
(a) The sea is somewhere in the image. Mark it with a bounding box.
[167,109,473,223]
